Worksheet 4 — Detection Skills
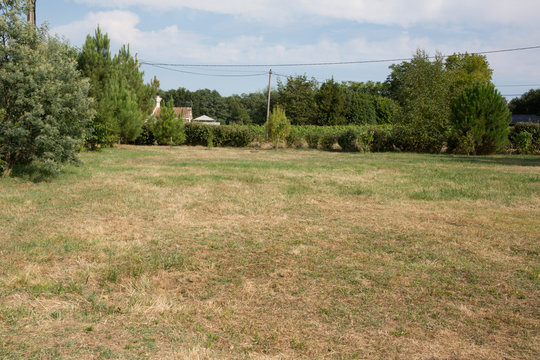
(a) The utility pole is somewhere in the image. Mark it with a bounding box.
[265,69,272,140]
[27,0,36,27]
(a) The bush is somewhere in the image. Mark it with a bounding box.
[230,127,256,147]
[320,133,337,150]
[370,126,393,152]
[337,129,360,152]
[305,131,321,149]
[213,126,256,147]
[513,132,533,154]
[133,122,155,145]
[211,126,232,147]
[449,82,511,155]
[185,123,214,147]
[265,105,291,148]
[286,127,306,148]
[509,123,540,154]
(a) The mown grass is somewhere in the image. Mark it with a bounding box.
[0,145,539,359]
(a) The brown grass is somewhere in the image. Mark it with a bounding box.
[0,145,539,359]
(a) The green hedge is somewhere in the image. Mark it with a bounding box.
[135,122,538,155]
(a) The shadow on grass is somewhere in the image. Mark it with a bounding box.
[441,155,540,167]
[10,164,59,183]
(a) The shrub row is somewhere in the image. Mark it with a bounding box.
[136,122,540,155]
[184,123,256,147]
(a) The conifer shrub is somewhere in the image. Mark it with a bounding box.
[449,82,511,155]
[133,122,155,145]
[152,101,185,145]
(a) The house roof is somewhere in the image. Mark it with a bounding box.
[153,107,193,120]
[511,114,540,125]
[194,115,216,122]
[193,115,220,125]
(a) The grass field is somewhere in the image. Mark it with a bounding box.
[0,145,539,359]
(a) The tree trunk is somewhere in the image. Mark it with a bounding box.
[2,167,12,178]
[27,0,36,27]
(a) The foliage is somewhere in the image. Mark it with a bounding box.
[316,78,347,125]
[77,27,115,148]
[78,28,156,148]
[386,50,451,153]
[508,89,540,115]
[285,127,306,148]
[0,2,94,177]
[212,126,256,147]
[445,53,493,99]
[374,96,400,125]
[320,133,337,150]
[344,91,377,125]
[265,105,291,148]
[512,132,533,154]
[337,129,360,152]
[184,123,215,147]
[277,75,319,125]
[449,82,511,155]
[305,131,322,149]
[133,122,155,145]
[152,100,185,145]
[226,97,250,124]
[509,122,540,154]
[370,126,393,152]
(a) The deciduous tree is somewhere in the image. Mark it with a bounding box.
[0,0,94,176]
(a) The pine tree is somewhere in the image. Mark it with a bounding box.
[152,100,185,145]
[449,82,511,155]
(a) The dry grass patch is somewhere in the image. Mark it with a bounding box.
[1,145,539,359]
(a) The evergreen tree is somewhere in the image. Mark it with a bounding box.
[449,82,511,155]
[78,27,116,148]
[316,78,347,125]
[78,28,156,147]
[152,100,185,145]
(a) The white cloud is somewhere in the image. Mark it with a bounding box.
[72,0,540,28]
[54,4,540,94]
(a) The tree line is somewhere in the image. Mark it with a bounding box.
[1,0,539,177]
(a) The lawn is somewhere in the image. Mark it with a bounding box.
[0,145,539,359]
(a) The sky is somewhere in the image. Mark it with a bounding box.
[38,0,540,98]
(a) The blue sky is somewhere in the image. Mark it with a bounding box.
[40,0,540,97]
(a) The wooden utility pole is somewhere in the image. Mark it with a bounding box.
[265,69,272,140]
[27,0,36,27]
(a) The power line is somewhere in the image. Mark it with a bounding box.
[496,84,540,88]
[140,45,540,68]
[147,64,268,78]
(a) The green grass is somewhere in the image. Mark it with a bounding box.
[0,145,539,359]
